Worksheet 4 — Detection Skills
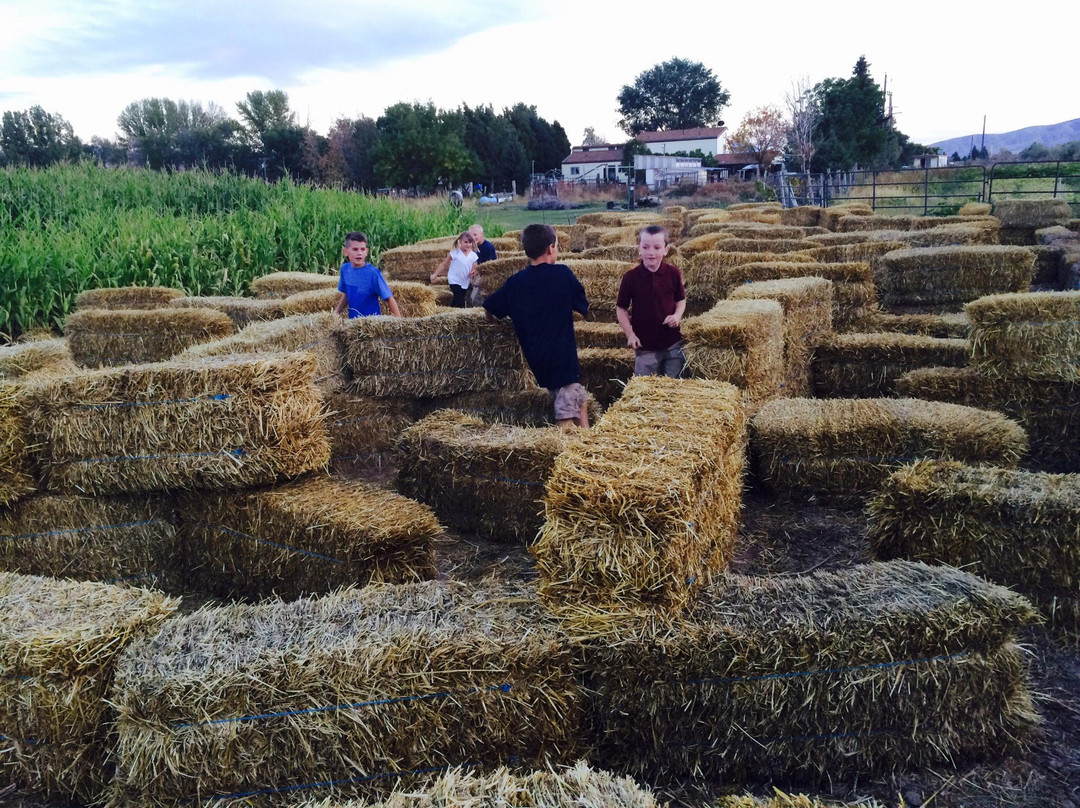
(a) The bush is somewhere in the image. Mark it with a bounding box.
[527,196,570,210]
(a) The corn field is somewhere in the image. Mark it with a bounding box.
[0,164,470,338]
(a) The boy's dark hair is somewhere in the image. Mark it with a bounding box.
[344,231,368,245]
[639,224,668,244]
[521,223,557,260]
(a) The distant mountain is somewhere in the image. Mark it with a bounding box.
[930,118,1080,157]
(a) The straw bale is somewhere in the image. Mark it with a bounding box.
[380,281,437,318]
[342,309,528,398]
[412,388,600,429]
[0,338,76,381]
[678,231,737,257]
[1031,245,1069,288]
[618,215,683,240]
[804,231,876,247]
[597,226,642,247]
[716,794,883,808]
[728,209,782,224]
[22,352,330,495]
[799,241,908,270]
[409,235,458,248]
[108,580,582,806]
[471,255,529,293]
[0,572,177,802]
[178,312,347,396]
[869,459,1080,625]
[854,311,970,338]
[561,259,636,319]
[577,347,634,409]
[993,198,1072,229]
[0,383,35,507]
[817,207,855,231]
[64,307,234,367]
[689,209,733,225]
[911,214,999,229]
[729,277,834,396]
[897,366,1080,472]
[169,295,285,328]
[811,332,967,398]
[280,287,341,316]
[579,561,1037,783]
[877,245,1034,312]
[729,202,783,212]
[999,226,1038,246]
[719,237,812,254]
[966,290,1080,380]
[832,201,876,214]
[780,206,823,227]
[838,215,917,232]
[396,410,574,542]
[488,236,521,253]
[379,245,452,282]
[961,201,993,216]
[900,220,1001,246]
[577,244,681,265]
[434,287,454,307]
[685,251,815,313]
[751,397,1027,504]
[534,375,747,615]
[178,477,438,600]
[74,285,185,311]
[0,493,176,586]
[325,392,418,467]
[683,299,785,403]
[251,272,339,299]
[575,321,628,349]
[576,211,626,228]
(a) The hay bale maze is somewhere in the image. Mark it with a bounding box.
[869,460,1080,626]
[877,246,1035,312]
[107,580,582,805]
[577,347,635,409]
[324,391,418,469]
[63,307,234,367]
[168,294,286,328]
[811,332,968,398]
[0,572,177,802]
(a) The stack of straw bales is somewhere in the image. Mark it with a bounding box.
[682,299,785,403]
[577,348,634,409]
[811,333,968,398]
[869,460,1080,625]
[64,307,234,367]
[855,311,970,338]
[877,246,1035,312]
[562,260,636,319]
[800,240,907,271]
[533,376,747,615]
[580,561,1037,782]
[993,198,1072,245]
[0,338,76,381]
[728,277,834,397]
[382,281,438,317]
[342,309,528,398]
[0,572,177,802]
[751,397,1027,504]
[575,321,629,349]
[278,287,340,316]
[108,580,582,805]
[22,352,330,495]
[379,245,454,282]
[967,290,1080,380]
[325,392,418,467]
[0,383,35,506]
[251,271,338,299]
[0,493,176,586]
[169,295,285,328]
[683,251,815,315]
[178,477,439,600]
[74,286,184,310]
[396,410,573,542]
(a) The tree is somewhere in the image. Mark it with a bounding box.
[505,103,570,173]
[460,105,529,192]
[727,105,788,178]
[1,106,82,167]
[581,127,606,146]
[950,151,962,163]
[810,56,891,172]
[784,76,819,172]
[373,102,477,191]
[118,98,240,170]
[323,116,380,189]
[616,58,730,136]
[622,139,652,167]
[1020,142,1052,161]
[236,90,307,180]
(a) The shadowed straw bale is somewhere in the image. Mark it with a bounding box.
[966,291,1080,380]
[434,288,454,307]
[869,459,1080,625]
[64,307,234,367]
[878,246,1035,312]
[577,348,634,409]
[533,375,747,615]
[854,311,970,338]
[798,241,908,274]
[897,366,1080,472]
[178,476,438,600]
[107,580,582,806]
[811,333,968,398]
[0,383,35,506]
[326,392,417,467]
[169,295,285,328]
[804,231,878,247]
[412,389,601,429]
[683,299,784,403]
[1031,244,1068,288]
[729,277,834,397]
[961,201,993,216]
[471,255,529,293]
[579,561,1037,783]
[898,221,1001,246]
[0,493,176,587]
[751,397,1027,504]
[280,288,341,316]
[74,285,185,311]
[684,250,817,315]
[993,198,1072,229]
[575,321,629,349]
[178,312,347,395]
[251,272,339,299]
[0,572,177,802]
[0,338,76,381]
[576,212,627,228]
[717,237,815,254]
[716,794,883,808]
[380,245,454,282]
[342,309,528,398]
[780,206,823,227]
[22,352,330,495]
[558,260,630,319]
[396,410,574,543]
[382,281,438,318]
[296,761,660,808]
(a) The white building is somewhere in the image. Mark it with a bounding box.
[635,126,727,156]
[911,153,949,169]
[561,144,629,183]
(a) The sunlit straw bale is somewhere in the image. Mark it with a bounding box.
[811,333,968,398]
[534,375,747,615]
[0,383,35,506]
[169,295,285,328]
[108,580,582,806]
[251,271,339,299]
[575,321,629,350]
[960,202,993,216]
[993,198,1072,229]
[751,397,1027,504]
[713,237,814,254]
[0,338,76,381]
[380,281,438,318]
[727,209,781,225]
[396,410,574,543]
[878,246,1035,312]
[677,232,736,258]
[579,561,1037,783]
[74,285,185,311]
[577,347,634,409]
[379,245,453,282]
[64,307,234,367]
[22,352,330,495]
[966,290,1080,380]
[0,572,177,802]
[279,287,340,316]
[683,299,784,403]
[715,793,883,808]
[576,212,626,228]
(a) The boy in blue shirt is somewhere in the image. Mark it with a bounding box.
[333,231,401,318]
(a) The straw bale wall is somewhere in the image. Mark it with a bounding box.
[379,245,451,282]
[682,299,785,403]
[576,212,626,228]
[993,198,1072,229]
[966,291,1080,380]
[562,260,633,319]
[108,580,582,805]
[169,295,285,328]
[870,460,1080,625]
[0,572,176,802]
[380,281,438,318]
[22,352,330,495]
[534,375,747,615]
[251,272,338,299]
[579,561,1037,782]
[877,246,1035,312]
[74,286,185,311]
[961,202,993,216]
[811,333,968,398]
[325,392,417,468]
[0,339,76,381]
[575,321,629,349]
[780,206,823,227]
[64,307,234,367]
[751,397,1027,504]
[0,384,35,506]
[278,288,339,316]
[577,348,634,409]
[396,410,573,542]
[714,237,814,254]
[853,311,970,338]
[412,388,601,429]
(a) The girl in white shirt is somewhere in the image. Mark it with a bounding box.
[431,231,479,307]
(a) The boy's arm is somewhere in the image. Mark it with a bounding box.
[333,291,348,316]
[663,298,685,328]
[386,296,402,317]
[617,306,641,349]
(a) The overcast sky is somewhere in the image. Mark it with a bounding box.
[2,0,1076,149]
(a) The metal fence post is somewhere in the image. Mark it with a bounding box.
[924,168,930,215]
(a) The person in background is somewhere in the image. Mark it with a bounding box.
[430,230,479,308]
[616,224,686,377]
[468,224,498,264]
[333,231,401,318]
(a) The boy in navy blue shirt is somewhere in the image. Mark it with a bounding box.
[483,224,590,429]
[333,231,401,318]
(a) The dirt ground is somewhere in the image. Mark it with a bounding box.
[4,470,1078,808]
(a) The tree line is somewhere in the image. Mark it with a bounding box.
[0,90,570,194]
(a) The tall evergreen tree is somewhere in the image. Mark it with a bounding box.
[811,56,891,172]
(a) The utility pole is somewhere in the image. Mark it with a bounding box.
[981,115,987,155]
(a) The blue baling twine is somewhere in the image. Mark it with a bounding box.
[0,519,165,543]
[71,448,246,465]
[197,522,344,565]
[0,733,40,745]
[72,394,231,411]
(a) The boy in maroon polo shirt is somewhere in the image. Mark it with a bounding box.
[615,224,687,377]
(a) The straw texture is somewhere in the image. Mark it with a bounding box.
[811,333,968,398]
[0,383,35,506]
[682,299,785,403]
[74,285,184,311]
[878,246,1035,312]
[577,348,634,409]
[64,307,234,367]
[251,271,339,299]
[966,291,1080,380]
[0,338,76,381]
[169,295,285,328]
